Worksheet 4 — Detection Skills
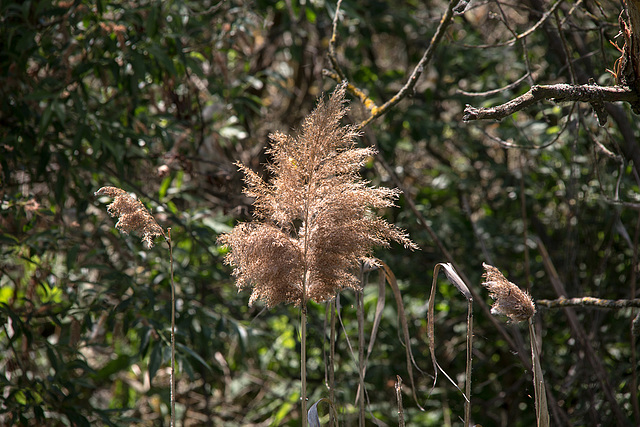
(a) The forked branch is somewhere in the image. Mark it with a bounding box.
[326,0,462,129]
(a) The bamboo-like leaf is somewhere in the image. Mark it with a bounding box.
[379,260,426,411]
[529,321,550,427]
[175,342,213,373]
[365,265,386,367]
[307,398,339,427]
[148,342,163,383]
[428,263,473,425]
[355,262,386,404]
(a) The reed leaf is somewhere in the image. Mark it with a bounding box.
[428,263,473,425]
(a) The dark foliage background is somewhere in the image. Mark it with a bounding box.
[1,0,638,425]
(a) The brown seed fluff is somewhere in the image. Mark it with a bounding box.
[95,186,165,248]
[218,83,417,307]
[482,263,536,323]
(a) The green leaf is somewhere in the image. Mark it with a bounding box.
[148,45,177,76]
[67,244,80,271]
[176,342,213,373]
[158,175,172,199]
[305,8,316,24]
[148,341,163,383]
[92,355,131,383]
[39,102,53,136]
[147,4,159,38]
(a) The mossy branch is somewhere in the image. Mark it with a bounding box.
[536,297,640,309]
[462,83,637,126]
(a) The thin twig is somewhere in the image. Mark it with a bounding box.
[554,10,577,85]
[536,297,640,309]
[457,71,532,97]
[328,0,347,83]
[322,70,379,113]
[519,154,532,293]
[463,0,565,49]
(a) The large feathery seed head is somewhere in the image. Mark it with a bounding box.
[218,84,417,307]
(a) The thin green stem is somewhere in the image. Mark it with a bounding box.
[168,229,176,427]
[301,303,307,427]
[300,175,313,427]
[464,299,473,426]
[357,289,365,427]
[329,297,336,427]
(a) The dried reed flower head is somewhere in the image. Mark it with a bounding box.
[95,186,166,248]
[218,83,417,307]
[482,263,536,323]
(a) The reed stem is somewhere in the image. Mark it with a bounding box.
[168,229,176,427]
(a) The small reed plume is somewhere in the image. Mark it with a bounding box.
[218,83,417,308]
[95,186,177,426]
[94,186,166,248]
[482,262,535,323]
[481,262,548,426]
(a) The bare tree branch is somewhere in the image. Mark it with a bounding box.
[462,83,638,125]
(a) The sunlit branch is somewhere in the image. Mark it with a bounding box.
[462,83,638,125]
[537,297,640,309]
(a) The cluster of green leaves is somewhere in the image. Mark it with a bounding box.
[2,0,639,425]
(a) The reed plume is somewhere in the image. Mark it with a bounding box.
[219,83,416,308]
[482,262,535,323]
[220,84,416,426]
[482,263,548,426]
[94,186,166,248]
